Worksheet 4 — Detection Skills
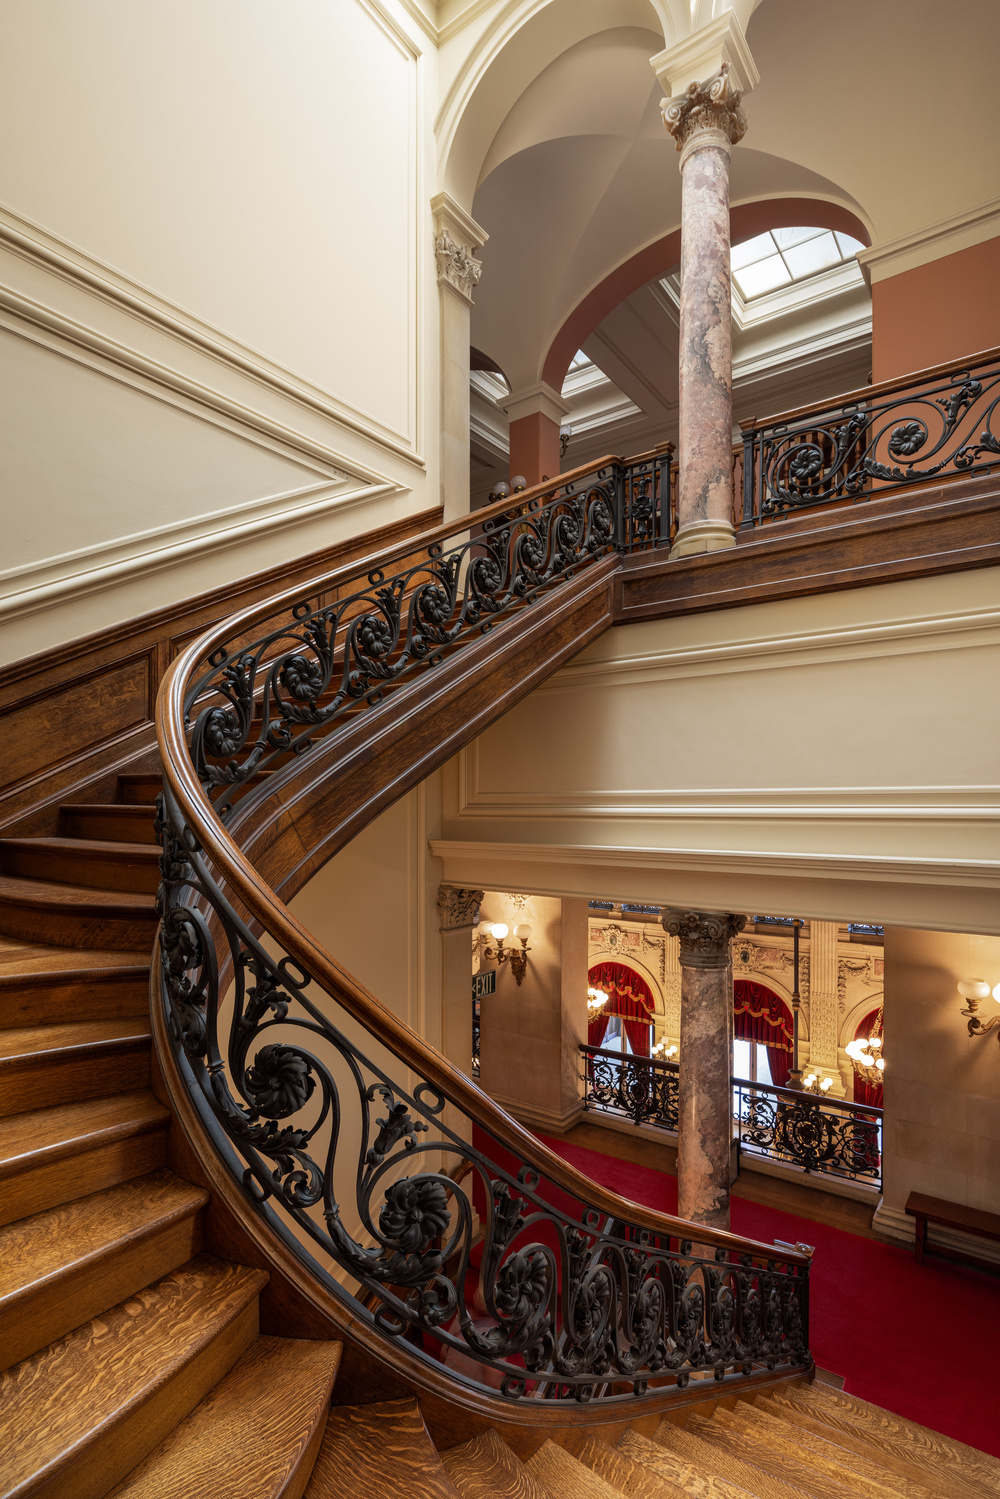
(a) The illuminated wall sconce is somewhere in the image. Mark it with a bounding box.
[958,978,1000,1044]
[481,922,532,986]
[801,1073,834,1093]
[559,424,573,459]
[651,1038,678,1060]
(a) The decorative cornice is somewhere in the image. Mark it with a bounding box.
[661,909,746,969]
[660,64,747,164]
[437,885,485,930]
[501,381,571,426]
[857,197,1000,285]
[650,13,760,99]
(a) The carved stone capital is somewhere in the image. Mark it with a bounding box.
[660,63,747,166]
[661,909,746,970]
[434,228,482,303]
[438,885,485,931]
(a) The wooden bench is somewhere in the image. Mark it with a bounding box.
[905,1191,1000,1271]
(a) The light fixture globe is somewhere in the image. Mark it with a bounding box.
[489,922,509,942]
[958,979,992,1004]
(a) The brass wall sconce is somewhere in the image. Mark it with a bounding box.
[958,979,1000,1044]
[481,922,532,986]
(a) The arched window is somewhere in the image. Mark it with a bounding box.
[588,962,654,1058]
[733,981,793,1088]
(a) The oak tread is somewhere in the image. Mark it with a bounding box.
[305,1398,462,1498]
[0,1169,208,1370]
[745,1398,938,1499]
[0,963,149,1027]
[0,1253,267,1499]
[107,1335,343,1497]
[621,1430,757,1498]
[0,838,161,894]
[525,1439,625,1499]
[0,1017,150,1062]
[577,1433,696,1498]
[0,874,155,913]
[440,1428,551,1499]
[654,1422,814,1499]
[0,1089,168,1181]
[705,1407,894,1499]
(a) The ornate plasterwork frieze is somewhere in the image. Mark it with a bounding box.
[660,63,747,164]
[434,228,482,303]
[662,909,746,970]
[437,885,484,931]
[590,921,667,985]
[837,956,882,1012]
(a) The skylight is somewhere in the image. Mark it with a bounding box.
[731,227,864,300]
[569,349,591,369]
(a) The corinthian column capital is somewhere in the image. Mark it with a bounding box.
[437,885,485,931]
[431,192,488,306]
[662,909,746,969]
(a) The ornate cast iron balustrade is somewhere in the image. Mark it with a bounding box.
[739,348,1000,528]
[733,1080,882,1190]
[156,454,809,1406]
[581,1045,680,1132]
[182,453,671,817]
[157,786,810,1401]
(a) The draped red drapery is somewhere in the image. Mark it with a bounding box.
[853,1008,884,1107]
[588,962,654,1056]
[733,980,793,1088]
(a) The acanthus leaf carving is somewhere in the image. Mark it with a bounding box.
[434,228,482,301]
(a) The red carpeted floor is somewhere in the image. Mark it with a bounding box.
[535,1132,1000,1458]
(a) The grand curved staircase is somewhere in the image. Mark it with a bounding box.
[2,453,999,1496]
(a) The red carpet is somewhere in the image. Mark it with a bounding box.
[532,1133,1000,1458]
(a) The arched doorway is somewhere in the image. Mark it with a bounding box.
[733,981,794,1087]
[588,962,654,1058]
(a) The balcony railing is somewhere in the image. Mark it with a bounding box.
[581,1046,882,1191]
[738,345,1000,530]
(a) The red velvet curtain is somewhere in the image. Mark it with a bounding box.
[853,1008,884,1107]
[588,962,654,1054]
[733,981,793,1087]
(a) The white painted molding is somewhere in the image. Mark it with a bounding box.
[650,12,759,98]
[534,602,1000,691]
[430,839,1000,891]
[0,477,395,625]
[857,197,1000,284]
[0,202,425,465]
[502,381,571,425]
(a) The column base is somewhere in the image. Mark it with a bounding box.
[670,518,736,558]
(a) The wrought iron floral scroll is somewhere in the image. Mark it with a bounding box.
[734,1080,881,1189]
[582,1045,680,1132]
[740,354,1000,527]
[156,786,810,1401]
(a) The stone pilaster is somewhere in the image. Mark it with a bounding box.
[662,908,746,1230]
[437,885,484,1076]
[651,17,758,560]
[805,920,844,1094]
[431,193,488,524]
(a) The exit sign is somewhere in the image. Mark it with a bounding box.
[473,969,496,999]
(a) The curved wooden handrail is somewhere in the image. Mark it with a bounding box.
[156,544,807,1269]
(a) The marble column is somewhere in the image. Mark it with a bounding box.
[658,67,746,559]
[432,194,488,524]
[663,909,746,1230]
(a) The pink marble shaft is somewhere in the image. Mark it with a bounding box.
[677,142,734,531]
[677,966,732,1230]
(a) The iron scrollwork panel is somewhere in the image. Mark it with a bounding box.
[156,793,810,1401]
[583,1047,680,1132]
[735,1084,881,1188]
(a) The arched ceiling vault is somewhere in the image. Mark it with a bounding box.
[446,0,1000,395]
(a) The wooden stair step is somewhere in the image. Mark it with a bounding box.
[525,1439,626,1499]
[0,1169,208,1370]
[107,1334,343,1497]
[790,1386,1000,1498]
[0,875,157,951]
[621,1429,756,1498]
[703,1408,888,1499]
[60,803,157,846]
[653,1422,814,1499]
[577,1433,696,1498]
[304,1398,461,1498]
[0,1090,169,1228]
[0,1252,267,1499]
[440,1428,551,1499]
[0,1018,150,1116]
[117,775,165,806]
[746,1397,937,1499]
[0,964,149,1028]
[766,1391,984,1499]
[0,837,161,894]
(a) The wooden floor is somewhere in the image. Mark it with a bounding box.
[562,1120,885,1243]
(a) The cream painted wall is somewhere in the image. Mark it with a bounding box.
[876,927,1000,1250]
[0,0,441,662]
[433,567,1000,932]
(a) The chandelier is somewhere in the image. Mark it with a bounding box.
[587,986,608,1014]
[651,1037,678,1060]
[845,1008,884,1088]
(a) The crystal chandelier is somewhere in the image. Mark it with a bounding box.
[587,986,608,1014]
[845,1008,885,1087]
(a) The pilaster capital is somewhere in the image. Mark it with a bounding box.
[431,191,488,306]
[662,909,746,969]
[660,63,747,166]
[437,885,485,931]
[501,381,571,426]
